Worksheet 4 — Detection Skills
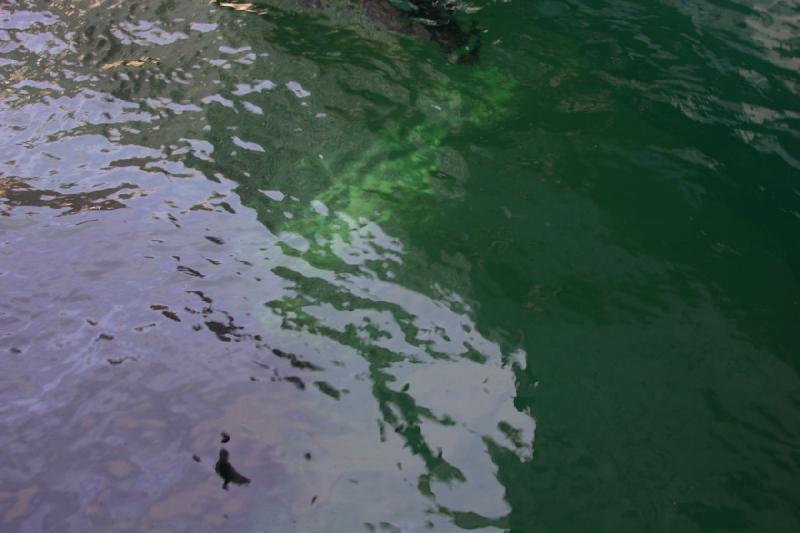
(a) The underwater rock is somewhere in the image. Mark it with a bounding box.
[366,0,481,63]
[213,0,481,63]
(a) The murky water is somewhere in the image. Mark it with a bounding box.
[1,1,798,531]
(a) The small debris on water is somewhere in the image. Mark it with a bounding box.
[284,376,305,390]
[106,356,136,365]
[192,454,202,463]
[162,310,181,322]
[215,448,250,490]
[314,380,341,399]
[221,432,230,443]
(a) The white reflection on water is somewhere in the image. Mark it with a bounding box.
[0,1,535,530]
[262,202,535,521]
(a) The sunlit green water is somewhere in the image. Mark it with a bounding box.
[0,0,798,531]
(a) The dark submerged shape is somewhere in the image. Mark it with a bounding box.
[365,0,481,63]
[215,448,251,490]
[214,0,481,63]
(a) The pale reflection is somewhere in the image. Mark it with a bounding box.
[263,201,534,522]
[0,1,534,530]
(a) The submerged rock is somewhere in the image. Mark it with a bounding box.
[213,0,481,63]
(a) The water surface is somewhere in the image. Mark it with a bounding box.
[1,0,798,531]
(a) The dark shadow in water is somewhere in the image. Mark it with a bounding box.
[364,0,481,64]
[0,177,137,216]
[214,0,480,63]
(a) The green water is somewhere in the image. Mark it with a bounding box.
[0,0,798,531]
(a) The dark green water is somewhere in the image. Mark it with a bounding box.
[1,0,798,531]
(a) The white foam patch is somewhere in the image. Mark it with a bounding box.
[286,81,310,98]
[231,136,265,152]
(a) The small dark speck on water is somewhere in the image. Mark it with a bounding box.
[162,310,181,322]
[221,432,230,443]
[192,454,202,463]
[177,265,205,278]
[314,380,341,399]
[304,452,312,460]
[106,356,135,365]
[285,376,305,389]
